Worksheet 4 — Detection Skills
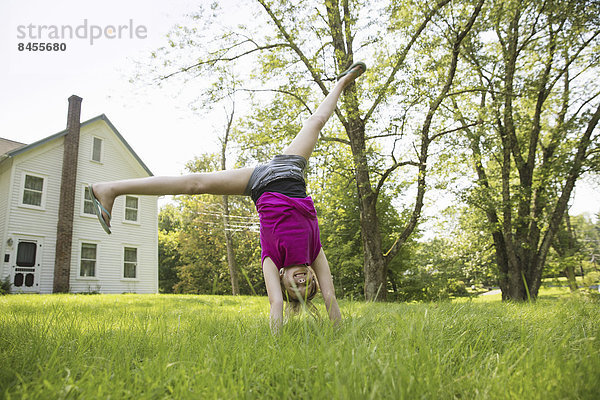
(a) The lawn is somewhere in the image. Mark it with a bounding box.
[1,292,599,399]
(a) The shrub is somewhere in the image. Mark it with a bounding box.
[582,271,600,294]
[0,276,11,295]
[447,279,469,296]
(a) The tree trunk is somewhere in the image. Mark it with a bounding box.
[222,194,240,295]
[563,215,579,292]
[347,118,389,301]
[565,265,578,292]
[221,103,240,295]
[553,214,580,292]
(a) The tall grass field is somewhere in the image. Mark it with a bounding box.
[1,293,599,399]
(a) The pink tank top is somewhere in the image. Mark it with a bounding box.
[256,192,322,270]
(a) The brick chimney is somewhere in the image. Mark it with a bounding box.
[53,95,82,293]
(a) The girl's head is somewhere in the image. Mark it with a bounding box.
[280,265,319,314]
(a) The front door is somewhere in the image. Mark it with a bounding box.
[12,239,41,292]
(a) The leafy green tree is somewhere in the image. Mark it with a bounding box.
[158,203,183,293]
[309,144,366,298]
[550,213,582,291]
[173,154,264,295]
[545,212,600,293]
[570,213,600,276]
[145,0,484,300]
[400,238,458,301]
[451,0,600,300]
[443,205,498,288]
[399,206,498,302]
[219,94,242,295]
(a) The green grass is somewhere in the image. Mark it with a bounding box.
[1,294,599,399]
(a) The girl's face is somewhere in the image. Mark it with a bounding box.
[280,265,316,301]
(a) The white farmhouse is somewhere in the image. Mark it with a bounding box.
[0,96,158,294]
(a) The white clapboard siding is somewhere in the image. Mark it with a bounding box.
[8,138,64,293]
[0,160,14,280]
[71,119,158,294]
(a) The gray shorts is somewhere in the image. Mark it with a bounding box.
[244,154,307,198]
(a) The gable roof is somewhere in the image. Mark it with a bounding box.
[0,138,26,155]
[1,114,153,176]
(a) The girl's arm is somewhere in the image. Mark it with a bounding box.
[262,258,284,334]
[312,249,341,325]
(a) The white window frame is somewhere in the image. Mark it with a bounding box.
[80,184,97,217]
[123,195,140,224]
[91,136,103,163]
[79,241,99,279]
[19,172,47,210]
[122,246,138,280]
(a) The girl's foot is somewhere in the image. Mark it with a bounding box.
[337,61,367,85]
[89,183,115,234]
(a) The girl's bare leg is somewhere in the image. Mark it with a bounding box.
[92,62,366,227]
[283,63,366,160]
[91,167,254,227]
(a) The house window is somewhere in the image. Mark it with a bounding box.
[22,174,44,207]
[83,186,95,215]
[92,137,103,162]
[125,196,139,222]
[124,247,137,279]
[80,243,97,277]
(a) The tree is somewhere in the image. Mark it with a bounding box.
[309,139,414,299]
[551,213,581,291]
[158,203,183,293]
[146,0,484,300]
[220,97,241,295]
[173,154,263,295]
[446,205,498,288]
[570,212,600,275]
[309,143,366,298]
[191,66,247,295]
[452,0,600,300]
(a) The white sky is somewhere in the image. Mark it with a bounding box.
[1,0,598,221]
[1,0,223,176]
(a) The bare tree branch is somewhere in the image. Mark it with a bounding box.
[319,135,351,146]
[255,0,353,127]
[430,122,480,142]
[364,0,452,123]
[375,160,420,198]
[256,0,328,94]
[159,42,290,80]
